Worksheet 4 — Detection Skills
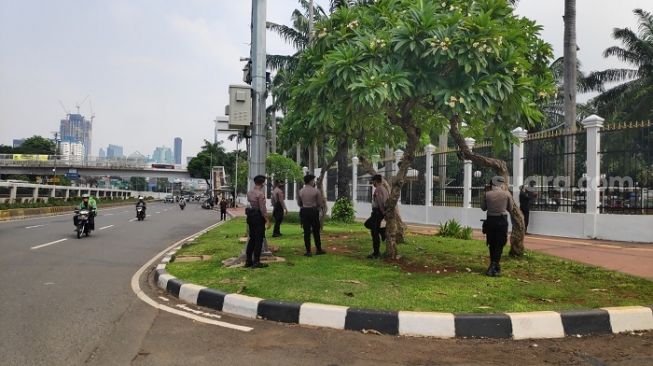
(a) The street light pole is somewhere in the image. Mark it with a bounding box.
[249,0,267,182]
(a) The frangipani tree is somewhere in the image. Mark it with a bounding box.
[286,0,555,258]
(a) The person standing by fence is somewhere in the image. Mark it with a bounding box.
[519,185,535,234]
[219,197,228,221]
[271,180,288,237]
[481,176,513,277]
[297,174,325,257]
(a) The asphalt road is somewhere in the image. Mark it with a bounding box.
[1,202,652,366]
[0,202,219,366]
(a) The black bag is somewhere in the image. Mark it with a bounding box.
[364,216,374,229]
[481,219,488,234]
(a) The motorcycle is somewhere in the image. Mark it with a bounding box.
[136,206,146,221]
[179,199,186,210]
[74,208,92,238]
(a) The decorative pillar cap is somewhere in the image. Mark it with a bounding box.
[371,154,380,162]
[394,149,404,159]
[511,127,528,141]
[581,115,605,129]
[464,137,476,150]
[351,156,359,164]
[424,144,436,154]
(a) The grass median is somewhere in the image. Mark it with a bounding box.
[166,216,653,313]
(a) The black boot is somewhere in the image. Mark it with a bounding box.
[485,262,498,277]
[493,262,501,276]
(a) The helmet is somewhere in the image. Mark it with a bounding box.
[138,196,144,200]
[82,194,90,199]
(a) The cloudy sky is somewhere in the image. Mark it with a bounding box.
[0,0,650,160]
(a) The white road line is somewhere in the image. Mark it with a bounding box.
[130,221,252,332]
[155,212,161,214]
[31,238,67,250]
[99,225,114,230]
[158,296,170,302]
[129,218,137,222]
[104,213,114,216]
[25,224,46,229]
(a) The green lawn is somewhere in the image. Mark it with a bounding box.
[167,217,653,313]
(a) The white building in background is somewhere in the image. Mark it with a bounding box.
[60,141,84,161]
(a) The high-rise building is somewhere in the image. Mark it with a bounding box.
[60,141,84,161]
[106,144,124,159]
[12,139,25,148]
[99,148,106,158]
[152,146,174,164]
[174,137,182,165]
[59,113,92,158]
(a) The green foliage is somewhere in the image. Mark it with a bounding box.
[438,219,472,240]
[266,153,303,183]
[16,135,56,155]
[187,140,228,182]
[330,197,355,223]
[130,177,148,191]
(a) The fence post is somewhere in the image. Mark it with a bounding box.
[352,156,359,204]
[582,115,605,215]
[511,127,528,204]
[463,138,476,208]
[9,184,17,204]
[394,149,404,176]
[65,189,70,200]
[32,186,39,202]
[424,144,436,206]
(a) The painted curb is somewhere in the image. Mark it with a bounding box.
[154,230,653,339]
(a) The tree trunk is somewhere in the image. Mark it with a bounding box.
[336,136,350,200]
[563,0,577,187]
[449,117,525,257]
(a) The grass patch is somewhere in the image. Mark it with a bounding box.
[167,218,653,313]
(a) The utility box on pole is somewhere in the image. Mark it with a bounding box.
[228,85,252,131]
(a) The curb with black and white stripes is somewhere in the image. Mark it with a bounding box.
[155,252,653,340]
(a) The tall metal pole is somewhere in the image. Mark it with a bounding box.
[249,0,267,182]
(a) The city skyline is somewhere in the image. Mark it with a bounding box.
[1,1,650,157]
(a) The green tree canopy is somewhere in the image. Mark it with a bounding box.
[284,0,555,257]
[20,136,56,155]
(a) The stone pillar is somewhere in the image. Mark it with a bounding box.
[32,186,39,202]
[424,144,436,206]
[65,189,70,200]
[352,156,359,204]
[9,184,17,204]
[582,115,605,215]
[438,130,448,204]
[372,154,380,172]
[511,127,528,204]
[463,138,476,209]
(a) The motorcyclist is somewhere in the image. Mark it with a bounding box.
[75,194,97,230]
[179,196,186,209]
[136,196,146,218]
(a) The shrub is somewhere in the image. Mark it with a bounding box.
[438,219,473,240]
[330,197,355,223]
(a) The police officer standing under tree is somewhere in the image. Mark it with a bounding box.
[297,174,325,256]
[481,176,513,276]
[245,175,270,268]
[271,179,288,237]
[366,174,388,259]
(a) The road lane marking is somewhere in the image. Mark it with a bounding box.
[104,213,114,216]
[25,224,46,229]
[31,238,67,250]
[155,212,161,214]
[99,225,114,230]
[176,304,222,318]
[130,221,252,332]
[129,218,137,222]
[158,296,170,302]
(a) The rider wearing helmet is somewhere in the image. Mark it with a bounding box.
[76,194,98,230]
[136,195,146,211]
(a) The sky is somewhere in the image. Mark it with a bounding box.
[0,0,650,161]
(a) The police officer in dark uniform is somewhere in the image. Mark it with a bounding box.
[481,176,513,276]
[245,175,269,268]
[297,174,325,257]
[367,174,388,259]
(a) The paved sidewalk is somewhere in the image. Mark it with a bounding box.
[407,224,653,281]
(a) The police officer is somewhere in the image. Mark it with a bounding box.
[481,176,513,276]
[367,174,388,259]
[245,175,270,268]
[297,174,325,256]
[271,179,288,237]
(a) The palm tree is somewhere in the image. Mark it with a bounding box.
[587,9,653,121]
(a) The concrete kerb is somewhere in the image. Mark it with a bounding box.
[154,219,653,340]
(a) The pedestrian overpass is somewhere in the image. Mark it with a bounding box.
[0,156,190,180]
